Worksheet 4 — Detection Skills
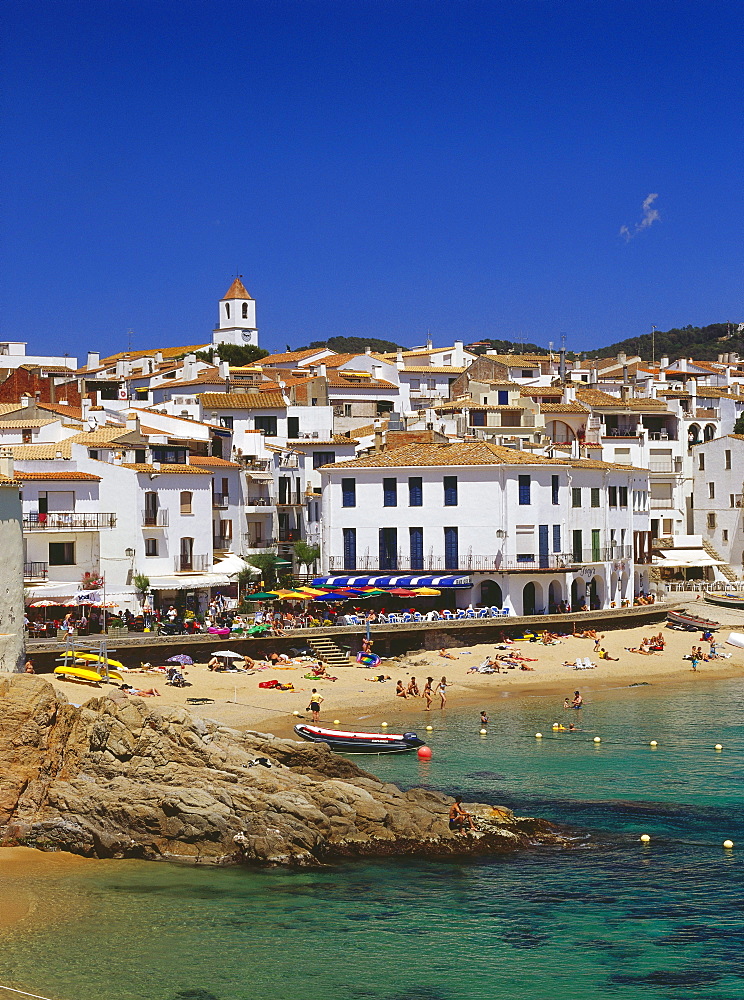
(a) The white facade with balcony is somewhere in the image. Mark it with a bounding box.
[320,443,652,614]
[691,435,744,577]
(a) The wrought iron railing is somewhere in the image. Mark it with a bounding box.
[142,509,169,526]
[24,512,117,530]
[24,561,48,579]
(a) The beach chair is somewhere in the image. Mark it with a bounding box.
[456,609,467,619]
[413,612,424,622]
[400,612,412,623]
[346,614,361,626]
[489,606,501,618]
[442,610,454,620]
[500,608,511,617]
[477,608,489,618]
[387,613,401,623]
[377,613,389,623]
[465,609,477,619]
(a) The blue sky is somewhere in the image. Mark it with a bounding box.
[3,0,742,359]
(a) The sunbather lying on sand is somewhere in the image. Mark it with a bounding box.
[439,649,458,659]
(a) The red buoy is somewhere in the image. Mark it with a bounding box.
[417,746,432,760]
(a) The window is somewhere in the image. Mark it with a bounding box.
[135,449,146,464]
[591,488,600,508]
[344,404,352,417]
[591,529,601,561]
[341,478,356,507]
[343,528,356,570]
[572,530,583,562]
[619,486,628,507]
[219,519,232,540]
[224,302,230,319]
[287,416,299,438]
[408,477,423,506]
[313,451,336,469]
[242,302,248,319]
[379,528,398,570]
[699,454,705,470]
[521,369,534,378]
[443,476,458,506]
[608,486,617,507]
[572,487,582,508]
[726,450,732,470]
[254,415,277,436]
[145,538,158,556]
[22,428,32,444]
[498,390,509,405]
[709,483,715,499]
[49,541,75,566]
[722,529,729,543]
[552,524,561,553]
[470,411,486,427]
[409,527,424,570]
[707,513,717,529]
[444,526,459,569]
[180,491,193,515]
[89,450,99,460]
[219,416,233,429]
[552,475,559,505]
[518,475,531,505]
[383,478,398,507]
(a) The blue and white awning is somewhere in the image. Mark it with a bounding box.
[311,575,473,589]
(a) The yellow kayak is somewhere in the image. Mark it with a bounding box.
[54,665,124,684]
[57,651,126,671]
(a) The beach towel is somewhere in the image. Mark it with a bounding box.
[258,679,281,689]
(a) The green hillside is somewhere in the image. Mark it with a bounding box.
[585,323,743,362]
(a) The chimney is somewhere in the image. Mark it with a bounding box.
[0,447,14,480]
[365,345,372,355]
[182,353,197,381]
[454,339,464,365]
[318,363,327,379]
[126,413,140,434]
[155,352,163,365]
[371,363,383,381]
[87,351,100,370]
[559,348,566,381]
[563,385,576,404]
[373,419,383,453]
[20,395,30,408]
[590,367,598,384]
[620,385,631,402]
[617,352,627,365]
[82,397,91,421]
[659,356,669,370]
[396,350,405,371]
[622,365,629,384]
[426,336,433,350]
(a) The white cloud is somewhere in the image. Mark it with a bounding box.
[620,193,660,241]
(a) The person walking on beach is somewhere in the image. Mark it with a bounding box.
[308,689,323,722]
[436,676,448,709]
[423,677,434,710]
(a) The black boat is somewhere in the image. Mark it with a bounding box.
[667,609,720,631]
[294,723,426,754]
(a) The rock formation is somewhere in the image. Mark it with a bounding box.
[0,676,569,865]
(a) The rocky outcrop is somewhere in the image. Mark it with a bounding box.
[0,676,570,865]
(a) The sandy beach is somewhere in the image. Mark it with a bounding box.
[44,616,744,738]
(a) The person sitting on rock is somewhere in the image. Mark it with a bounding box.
[449,797,476,833]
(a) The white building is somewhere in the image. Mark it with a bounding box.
[319,442,652,613]
[691,434,744,578]
[212,277,258,349]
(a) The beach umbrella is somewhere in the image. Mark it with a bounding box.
[413,587,441,596]
[313,592,351,600]
[244,592,277,601]
[211,650,243,658]
[270,589,306,599]
[29,599,60,622]
[296,587,328,596]
[389,588,418,597]
[167,654,194,666]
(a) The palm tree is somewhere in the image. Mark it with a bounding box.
[293,540,320,576]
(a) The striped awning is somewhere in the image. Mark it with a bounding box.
[311,575,473,589]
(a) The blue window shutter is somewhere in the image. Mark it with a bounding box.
[410,527,424,570]
[444,476,458,506]
[341,478,356,507]
[518,475,531,505]
[408,477,423,506]
[444,526,459,569]
[552,524,561,553]
[498,390,508,405]
[383,478,397,507]
[343,528,356,570]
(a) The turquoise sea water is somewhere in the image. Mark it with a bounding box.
[2,677,744,1000]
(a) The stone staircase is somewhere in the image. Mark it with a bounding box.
[307,635,352,670]
[702,539,738,583]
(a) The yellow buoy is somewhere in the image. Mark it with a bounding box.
[650,740,658,747]
[593,736,601,744]
[333,719,340,725]
[480,728,487,735]
[535,732,543,738]
[640,834,651,843]
[292,710,300,716]
[715,744,723,751]
[425,725,433,731]
[723,839,734,849]
[381,722,388,727]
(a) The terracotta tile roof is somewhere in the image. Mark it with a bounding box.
[0,404,24,415]
[520,386,563,397]
[37,402,85,421]
[65,427,142,446]
[101,344,208,365]
[539,402,591,414]
[401,365,467,374]
[121,463,212,475]
[258,348,330,366]
[322,441,643,471]
[198,392,286,409]
[16,471,101,481]
[289,437,359,447]
[222,277,252,300]
[187,455,242,468]
[575,387,667,410]
[695,387,741,399]
[0,418,59,428]
[11,443,72,460]
[483,354,551,367]
[327,374,397,389]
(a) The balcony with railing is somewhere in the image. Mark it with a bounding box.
[174,553,210,573]
[213,535,233,552]
[328,546,634,574]
[650,497,675,509]
[243,535,276,550]
[24,512,117,530]
[212,493,230,508]
[245,495,274,509]
[24,561,48,580]
[278,528,300,543]
[649,459,683,474]
[142,509,169,527]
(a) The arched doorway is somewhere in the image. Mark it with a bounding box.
[621,570,630,602]
[688,423,701,446]
[588,576,604,610]
[571,577,586,610]
[523,582,537,616]
[704,423,716,442]
[548,579,563,613]
[547,420,575,444]
[610,571,619,602]
[480,579,503,608]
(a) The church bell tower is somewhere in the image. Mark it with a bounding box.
[212,277,258,348]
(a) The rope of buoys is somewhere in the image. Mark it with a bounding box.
[0,985,60,1000]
